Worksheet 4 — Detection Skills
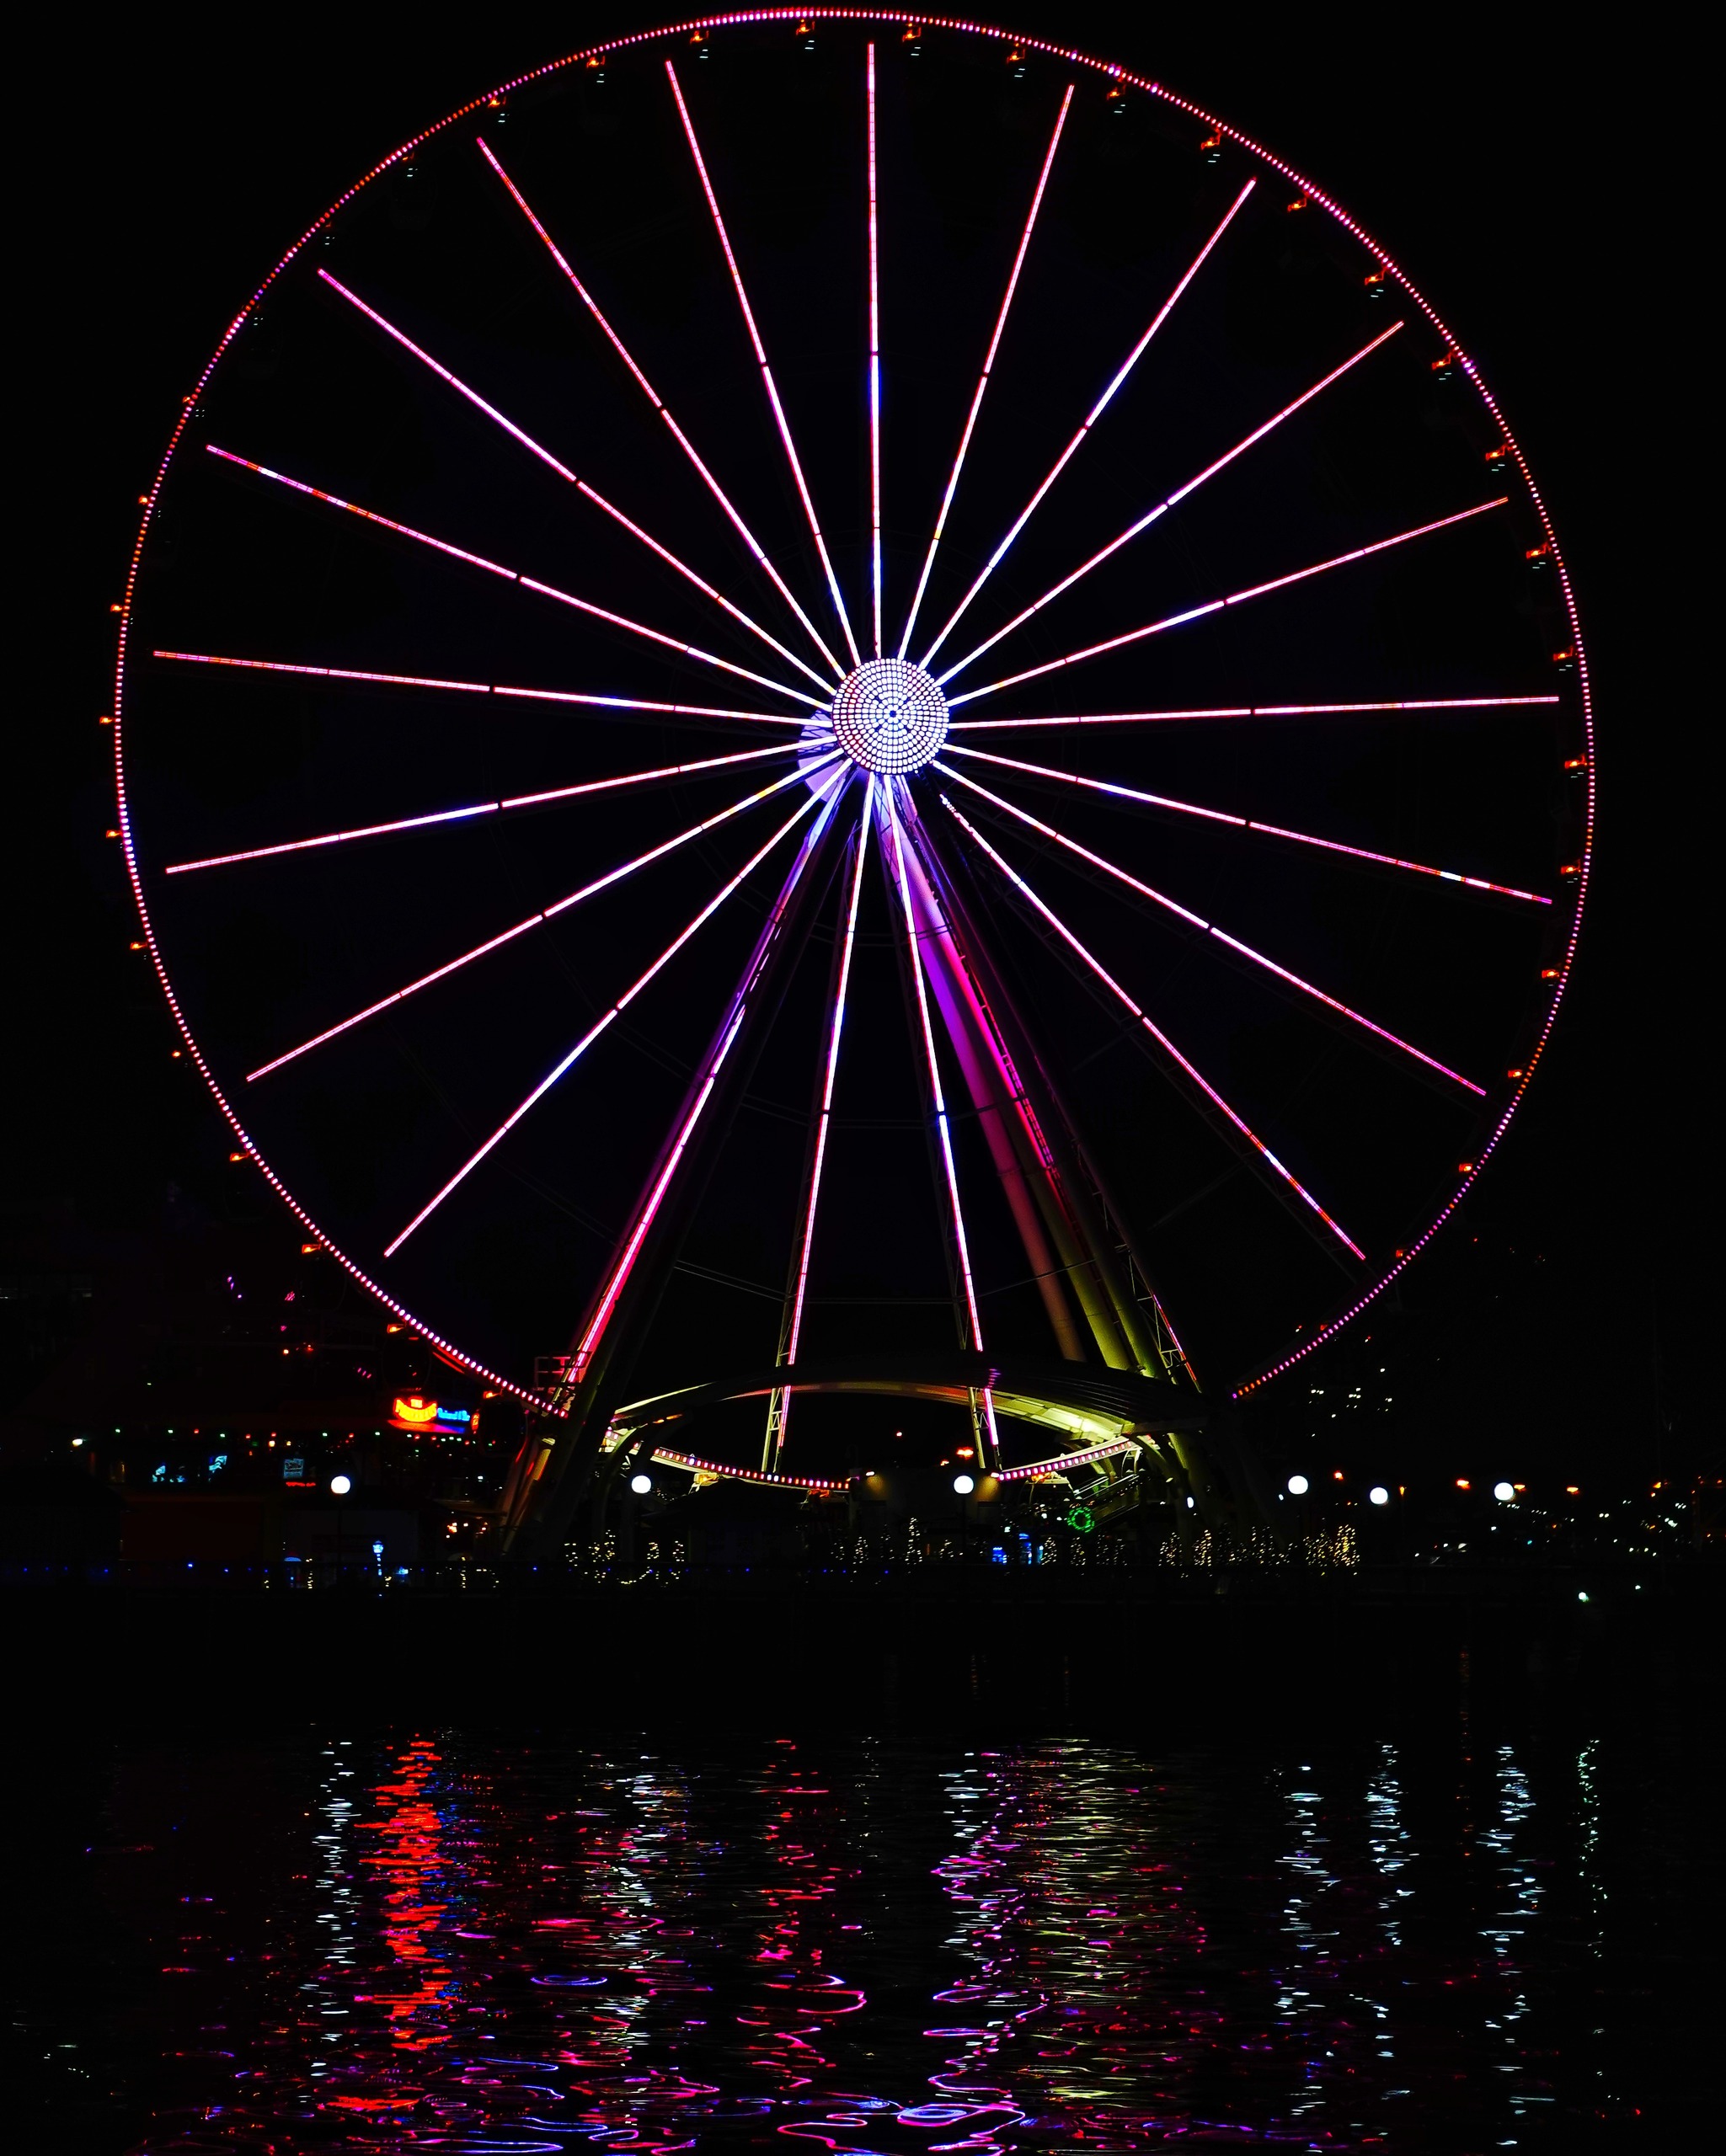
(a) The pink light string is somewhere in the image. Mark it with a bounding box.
[167,744,799,876]
[249,756,839,1084]
[769,774,874,1466]
[666,60,863,669]
[936,763,1486,1092]
[948,693,1562,732]
[867,44,883,658]
[152,647,812,728]
[945,497,1510,707]
[918,177,1257,670]
[204,445,826,709]
[896,81,1073,661]
[474,138,843,682]
[387,761,847,1257]
[943,743,1550,905]
[943,797,1366,1262]
[936,320,1406,686]
[312,278,834,696]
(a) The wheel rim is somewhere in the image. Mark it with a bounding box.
[112,12,1592,1481]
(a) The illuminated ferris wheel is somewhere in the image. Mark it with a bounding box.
[113,13,1590,1545]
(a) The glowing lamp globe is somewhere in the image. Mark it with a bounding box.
[1286,1474,1310,1496]
[329,1473,352,1496]
[952,1472,975,1495]
[1494,1481,1516,1502]
[1368,1485,1390,1507]
[628,1472,654,1495]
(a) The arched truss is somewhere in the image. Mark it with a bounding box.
[110,13,1590,1540]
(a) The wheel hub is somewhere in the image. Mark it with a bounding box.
[831,659,948,773]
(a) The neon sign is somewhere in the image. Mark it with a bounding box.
[389,1395,475,1434]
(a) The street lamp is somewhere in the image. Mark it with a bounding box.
[1368,1486,1390,1506]
[953,1473,975,1495]
[1493,1481,1516,1502]
[329,1473,352,1496]
[629,1472,653,1496]
[1286,1474,1309,1496]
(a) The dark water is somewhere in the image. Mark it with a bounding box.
[9,1706,1717,2152]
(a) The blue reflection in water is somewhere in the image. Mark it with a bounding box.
[38,1729,1695,2149]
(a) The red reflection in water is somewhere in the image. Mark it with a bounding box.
[355,1736,454,2053]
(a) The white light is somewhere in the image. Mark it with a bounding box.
[329,1474,352,1496]
[832,659,948,771]
[1286,1474,1309,1496]
[629,1472,653,1495]
[953,1473,975,1495]
[1494,1481,1516,1502]
[1368,1485,1390,1506]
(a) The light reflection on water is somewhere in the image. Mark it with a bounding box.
[20,1725,1708,2149]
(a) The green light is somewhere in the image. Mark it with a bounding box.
[1066,1504,1094,1533]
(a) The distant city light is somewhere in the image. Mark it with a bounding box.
[629,1472,654,1495]
[329,1474,352,1496]
[953,1473,975,1495]
[1456,1478,1471,1490]
[1494,1481,1516,1502]
[1286,1474,1309,1495]
[1368,1486,1389,1506]
[371,1540,384,1556]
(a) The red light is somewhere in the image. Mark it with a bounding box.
[299,1241,318,1256]
[1565,1485,1580,1496]
[1457,1161,1473,1173]
[227,1150,244,1163]
[1332,1470,1344,1481]
[1564,756,1588,771]
[1542,967,1561,979]
[1507,1067,1525,1079]
[1456,1479,1471,1491]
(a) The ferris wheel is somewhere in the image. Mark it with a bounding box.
[112,12,1591,1542]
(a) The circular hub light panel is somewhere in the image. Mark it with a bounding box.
[831,659,949,773]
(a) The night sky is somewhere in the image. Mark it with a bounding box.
[10,7,1704,1487]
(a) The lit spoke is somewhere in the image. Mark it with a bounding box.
[166,744,799,876]
[937,763,1486,1093]
[666,61,863,667]
[946,497,1510,707]
[949,693,1562,731]
[897,83,1073,660]
[919,179,1256,670]
[944,798,1366,1261]
[313,280,834,694]
[938,322,1405,686]
[385,764,848,1257]
[943,744,1550,905]
[867,45,883,658]
[205,447,826,708]
[477,141,844,680]
[248,757,840,1083]
[769,776,874,1465]
[153,648,815,728]
[880,786,1002,1467]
